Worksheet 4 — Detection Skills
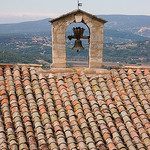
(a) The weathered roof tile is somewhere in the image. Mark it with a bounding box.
[1,65,150,149]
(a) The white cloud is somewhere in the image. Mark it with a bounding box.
[0,12,60,24]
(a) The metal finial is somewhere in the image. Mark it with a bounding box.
[78,0,82,9]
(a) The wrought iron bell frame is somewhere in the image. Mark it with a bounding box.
[68,26,90,52]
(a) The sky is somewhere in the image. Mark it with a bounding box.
[0,0,150,24]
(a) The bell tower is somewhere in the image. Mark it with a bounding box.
[50,9,107,68]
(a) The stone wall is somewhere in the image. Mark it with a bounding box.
[51,11,105,68]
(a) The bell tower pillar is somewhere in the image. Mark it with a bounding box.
[51,22,67,68]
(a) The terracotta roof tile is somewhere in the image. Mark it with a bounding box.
[114,69,150,148]
[1,66,150,149]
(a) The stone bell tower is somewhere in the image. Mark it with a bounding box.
[50,9,107,68]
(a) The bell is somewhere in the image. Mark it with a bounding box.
[68,27,89,52]
[72,39,84,51]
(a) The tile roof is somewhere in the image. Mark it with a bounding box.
[0,65,150,149]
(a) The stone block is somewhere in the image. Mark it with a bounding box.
[89,49,103,57]
[52,49,66,58]
[57,34,66,43]
[89,57,103,63]
[75,15,83,23]
[89,61,103,68]
[90,43,103,50]
[90,33,103,42]
[53,57,66,64]
[51,63,66,68]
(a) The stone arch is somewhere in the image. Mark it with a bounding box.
[50,9,107,68]
[66,21,90,67]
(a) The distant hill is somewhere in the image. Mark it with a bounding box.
[0,15,150,42]
[98,15,150,38]
[0,19,51,33]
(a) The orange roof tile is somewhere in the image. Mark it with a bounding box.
[0,66,150,149]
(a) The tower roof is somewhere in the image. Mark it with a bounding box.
[50,9,107,23]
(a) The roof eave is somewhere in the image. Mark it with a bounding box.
[49,9,107,24]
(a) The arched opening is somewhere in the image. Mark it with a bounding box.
[66,22,90,68]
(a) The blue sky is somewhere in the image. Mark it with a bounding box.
[0,0,150,23]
